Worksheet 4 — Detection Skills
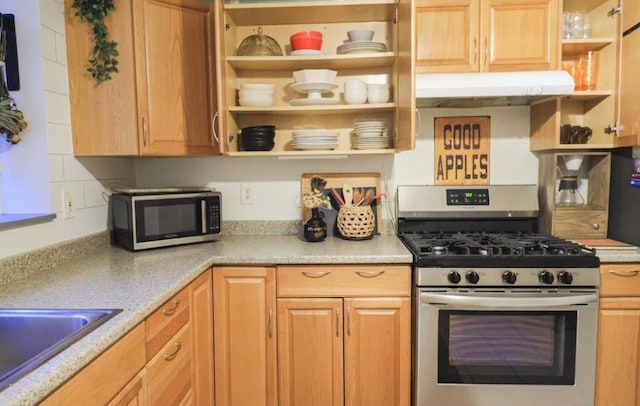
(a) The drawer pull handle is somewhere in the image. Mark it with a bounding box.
[355,270,385,278]
[336,308,340,338]
[608,269,640,277]
[163,341,182,361]
[162,300,181,316]
[302,271,331,278]
[268,308,273,338]
[592,223,600,230]
[347,307,351,336]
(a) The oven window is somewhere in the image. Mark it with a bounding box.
[438,310,577,385]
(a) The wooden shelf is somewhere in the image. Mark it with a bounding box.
[224,0,396,25]
[227,148,396,156]
[563,0,607,12]
[227,53,395,70]
[561,90,612,102]
[562,38,614,55]
[229,103,395,115]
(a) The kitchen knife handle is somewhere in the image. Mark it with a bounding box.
[608,269,640,277]
[302,271,331,278]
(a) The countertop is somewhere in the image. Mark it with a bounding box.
[0,234,412,406]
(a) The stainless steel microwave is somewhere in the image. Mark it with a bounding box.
[110,187,222,251]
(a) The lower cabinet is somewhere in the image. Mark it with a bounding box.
[213,266,278,406]
[595,263,640,406]
[40,268,213,406]
[277,265,411,406]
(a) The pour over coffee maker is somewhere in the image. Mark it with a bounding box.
[556,155,586,206]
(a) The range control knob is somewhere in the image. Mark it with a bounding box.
[466,271,480,284]
[447,271,461,284]
[502,270,517,284]
[558,271,574,284]
[538,270,555,284]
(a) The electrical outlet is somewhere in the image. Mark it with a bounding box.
[62,191,75,219]
[240,183,255,205]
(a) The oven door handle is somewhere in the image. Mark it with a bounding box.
[420,292,598,308]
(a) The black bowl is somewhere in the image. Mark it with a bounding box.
[241,140,275,151]
[241,125,276,134]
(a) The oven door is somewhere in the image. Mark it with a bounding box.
[415,288,598,406]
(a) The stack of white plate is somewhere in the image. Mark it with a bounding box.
[292,130,340,150]
[337,41,387,55]
[352,121,390,150]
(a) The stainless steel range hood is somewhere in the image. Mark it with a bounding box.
[416,70,574,108]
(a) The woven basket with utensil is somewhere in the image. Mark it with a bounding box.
[337,206,375,240]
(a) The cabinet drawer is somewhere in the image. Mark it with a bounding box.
[277,265,411,297]
[600,263,640,297]
[146,323,193,406]
[145,287,190,359]
[553,209,607,238]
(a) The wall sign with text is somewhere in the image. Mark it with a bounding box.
[434,116,490,185]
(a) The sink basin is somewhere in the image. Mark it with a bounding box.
[0,308,122,391]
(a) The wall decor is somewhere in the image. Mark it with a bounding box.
[0,13,27,144]
[71,0,118,85]
[0,14,18,90]
[434,116,490,185]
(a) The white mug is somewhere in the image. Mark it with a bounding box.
[344,79,367,104]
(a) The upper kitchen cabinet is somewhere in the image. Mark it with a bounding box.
[415,0,559,73]
[65,0,220,156]
[617,0,640,142]
[530,0,638,150]
[214,0,416,156]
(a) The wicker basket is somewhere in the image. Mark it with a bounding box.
[337,206,375,240]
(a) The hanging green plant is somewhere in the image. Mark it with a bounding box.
[72,0,118,85]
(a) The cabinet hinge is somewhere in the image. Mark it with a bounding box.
[607,5,621,18]
[393,6,398,24]
[604,124,618,134]
[224,15,230,31]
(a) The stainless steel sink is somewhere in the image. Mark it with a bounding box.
[0,308,122,391]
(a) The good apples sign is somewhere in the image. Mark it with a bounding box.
[434,116,490,185]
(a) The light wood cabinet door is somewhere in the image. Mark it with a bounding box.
[213,267,277,406]
[190,269,214,406]
[277,298,344,406]
[133,0,218,156]
[595,297,640,406]
[344,298,411,406]
[65,0,219,156]
[415,0,559,73]
[415,0,480,73]
[482,0,559,71]
[107,370,148,406]
[616,1,640,143]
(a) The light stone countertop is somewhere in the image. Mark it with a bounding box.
[0,234,412,406]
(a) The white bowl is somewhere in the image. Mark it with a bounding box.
[239,89,274,98]
[293,69,337,84]
[366,83,390,103]
[240,83,275,91]
[347,29,374,42]
[239,95,274,106]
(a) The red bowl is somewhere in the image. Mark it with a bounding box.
[290,36,322,51]
[290,30,323,40]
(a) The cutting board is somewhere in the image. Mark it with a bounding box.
[574,238,637,250]
[301,173,382,236]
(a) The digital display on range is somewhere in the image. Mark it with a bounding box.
[446,189,490,205]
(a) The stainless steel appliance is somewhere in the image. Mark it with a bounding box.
[396,185,600,406]
[608,147,640,245]
[110,187,222,251]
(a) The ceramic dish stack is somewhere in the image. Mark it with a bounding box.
[352,121,391,149]
[337,29,387,55]
[238,83,275,106]
[292,129,340,150]
[290,69,339,106]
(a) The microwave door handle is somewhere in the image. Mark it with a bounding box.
[420,292,598,308]
[201,200,207,234]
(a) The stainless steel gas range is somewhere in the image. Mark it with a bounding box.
[396,185,600,406]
